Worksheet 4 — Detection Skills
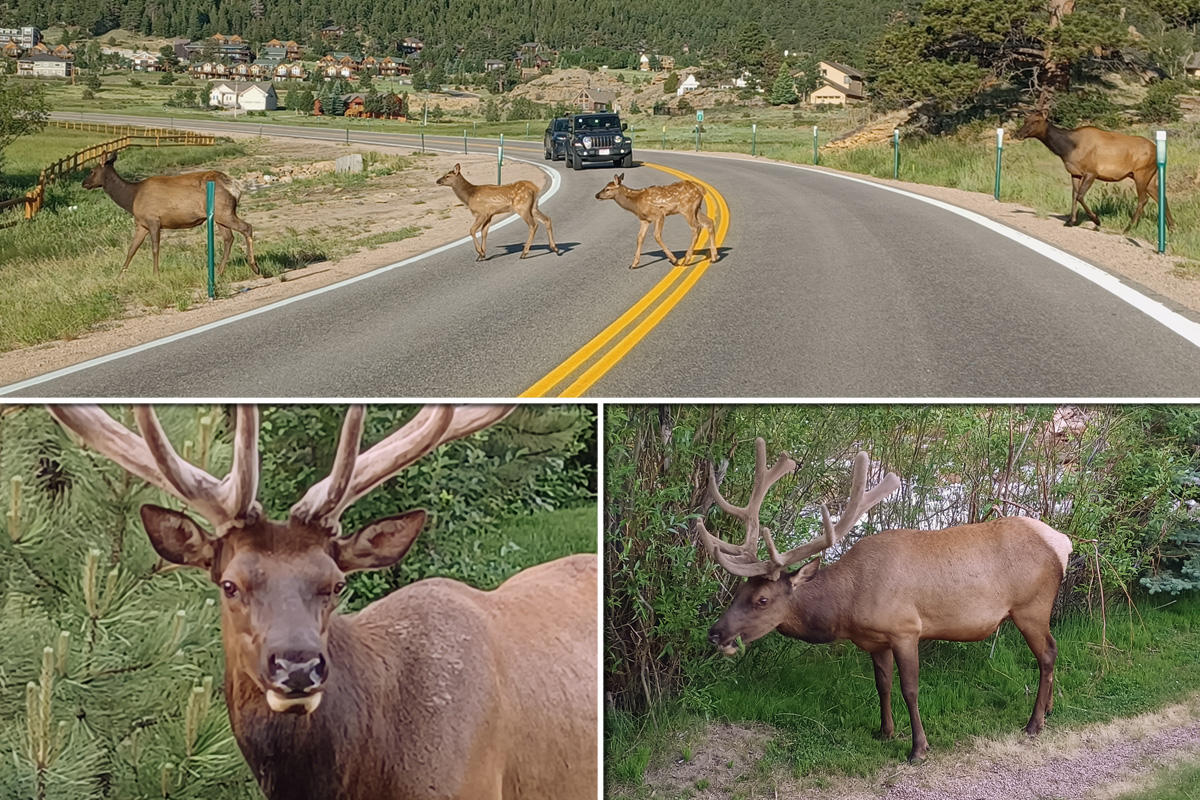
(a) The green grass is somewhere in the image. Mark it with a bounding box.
[492,505,598,565]
[0,128,116,194]
[606,595,1200,794]
[1112,758,1200,800]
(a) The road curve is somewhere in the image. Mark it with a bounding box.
[8,112,1200,398]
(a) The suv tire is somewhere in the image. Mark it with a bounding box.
[620,153,633,169]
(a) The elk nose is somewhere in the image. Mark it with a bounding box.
[708,627,723,646]
[267,652,328,694]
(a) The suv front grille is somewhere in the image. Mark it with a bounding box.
[582,133,619,148]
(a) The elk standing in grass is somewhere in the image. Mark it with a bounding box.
[436,163,560,261]
[82,150,258,276]
[1014,110,1175,232]
[48,404,598,800]
[594,173,718,269]
[699,441,1071,763]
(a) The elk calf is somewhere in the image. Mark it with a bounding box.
[436,163,560,261]
[699,442,1071,763]
[595,173,718,269]
[1014,111,1175,232]
[83,151,258,276]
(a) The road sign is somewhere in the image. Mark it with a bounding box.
[696,110,704,122]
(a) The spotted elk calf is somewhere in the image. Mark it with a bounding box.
[48,404,598,800]
[594,173,718,269]
[698,441,1071,763]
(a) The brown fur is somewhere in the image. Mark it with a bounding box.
[708,518,1070,763]
[1014,111,1175,232]
[436,163,559,261]
[82,151,258,276]
[595,173,718,269]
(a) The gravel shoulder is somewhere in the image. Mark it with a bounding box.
[0,134,548,389]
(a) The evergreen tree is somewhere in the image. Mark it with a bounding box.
[769,61,797,105]
[663,71,679,94]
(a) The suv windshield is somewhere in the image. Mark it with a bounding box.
[573,115,620,130]
[551,119,569,131]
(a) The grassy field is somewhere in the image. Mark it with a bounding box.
[0,127,117,194]
[0,137,424,352]
[606,594,1200,796]
[1114,758,1200,800]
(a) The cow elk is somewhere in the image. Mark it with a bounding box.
[594,173,718,269]
[82,150,259,276]
[436,163,560,261]
[1014,110,1175,232]
[698,440,1072,763]
[47,404,598,800]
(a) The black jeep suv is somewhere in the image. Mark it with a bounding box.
[563,112,633,170]
[544,117,570,161]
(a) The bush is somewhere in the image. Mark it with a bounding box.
[663,71,679,94]
[157,70,176,85]
[1139,79,1186,123]
[1051,89,1121,128]
[507,95,543,120]
[80,88,95,100]
[127,76,143,87]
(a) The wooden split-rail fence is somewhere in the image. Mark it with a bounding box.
[0,121,216,224]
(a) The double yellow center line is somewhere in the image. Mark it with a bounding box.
[520,163,730,397]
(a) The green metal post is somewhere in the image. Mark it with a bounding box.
[421,131,425,153]
[694,124,699,152]
[892,129,900,180]
[993,127,1004,201]
[498,134,504,184]
[345,128,349,144]
[206,181,215,299]
[464,129,468,154]
[662,125,666,150]
[751,123,757,157]
[813,125,819,165]
[1157,130,1167,254]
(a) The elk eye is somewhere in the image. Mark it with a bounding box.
[220,581,238,598]
[756,596,769,608]
[334,581,346,595]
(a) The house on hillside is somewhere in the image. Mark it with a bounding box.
[0,26,40,50]
[380,56,410,76]
[185,34,251,63]
[2,41,21,58]
[575,87,616,112]
[51,44,73,60]
[676,74,699,96]
[1187,52,1200,79]
[400,37,423,55]
[274,62,307,80]
[321,24,345,39]
[209,80,278,110]
[16,53,72,77]
[484,58,506,71]
[809,60,865,105]
[130,51,161,71]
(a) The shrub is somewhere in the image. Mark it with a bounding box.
[157,70,176,85]
[1051,89,1121,128]
[1139,79,1186,123]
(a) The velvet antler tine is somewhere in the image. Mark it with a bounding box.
[222,406,260,520]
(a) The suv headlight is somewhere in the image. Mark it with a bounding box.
[582,136,593,149]
[614,135,623,144]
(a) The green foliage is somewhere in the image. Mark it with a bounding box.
[1139,78,1186,122]
[84,72,102,92]
[768,62,797,105]
[0,75,49,171]
[663,71,679,94]
[484,98,501,122]
[506,95,543,120]
[1050,88,1121,127]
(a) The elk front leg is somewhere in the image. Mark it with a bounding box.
[699,210,718,264]
[147,220,162,276]
[631,219,650,269]
[469,214,489,261]
[870,649,896,740]
[1012,613,1058,736]
[120,225,150,275]
[1075,175,1101,229]
[533,207,560,254]
[518,208,538,259]
[893,640,928,763]
[479,213,496,260]
[216,224,235,275]
[652,217,678,265]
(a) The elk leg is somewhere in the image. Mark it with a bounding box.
[870,649,896,740]
[1075,175,1101,229]
[699,209,718,264]
[479,214,496,260]
[652,218,678,265]
[216,225,234,276]
[1012,614,1057,736]
[147,220,162,276]
[517,208,538,259]
[1066,176,1082,226]
[226,216,258,274]
[631,219,650,269]
[533,207,559,254]
[120,225,150,275]
[893,640,928,763]
[469,214,488,260]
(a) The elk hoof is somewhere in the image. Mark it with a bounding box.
[629,263,641,270]
[874,729,895,741]
[1024,721,1045,737]
[906,748,929,765]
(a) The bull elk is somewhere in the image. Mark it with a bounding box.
[436,163,560,261]
[594,173,718,269]
[1014,110,1175,232]
[46,404,598,800]
[698,440,1072,763]
[82,150,259,276]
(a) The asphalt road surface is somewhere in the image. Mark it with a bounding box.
[8,112,1200,398]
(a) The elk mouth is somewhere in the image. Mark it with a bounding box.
[711,635,742,657]
[265,688,324,715]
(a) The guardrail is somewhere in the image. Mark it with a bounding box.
[1,123,216,225]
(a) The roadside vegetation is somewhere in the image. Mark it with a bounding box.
[605,404,1200,796]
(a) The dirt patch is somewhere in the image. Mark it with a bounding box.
[0,132,548,388]
[631,695,1200,800]
[689,150,1200,319]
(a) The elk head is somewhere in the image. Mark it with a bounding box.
[82,151,118,189]
[436,163,463,186]
[47,404,513,715]
[595,173,625,201]
[1014,110,1049,141]
[698,441,899,655]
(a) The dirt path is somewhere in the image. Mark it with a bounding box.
[0,133,547,388]
[634,695,1200,800]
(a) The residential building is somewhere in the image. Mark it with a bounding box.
[273,62,307,81]
[130,50,161,71]
[50,44,73,60]
[380,57,410,76]
[2,41,21,58]
[676,74,699,96]
[484,58,506,71]
[209,80,278,110]
[321,24,345,39]
[1187,52,1200,79]
[184,34,251,63]
[575,87,616,112]
[809,60,865,105]
[16,53,72,77]
[0,26,40,50]
[400,37,424,55]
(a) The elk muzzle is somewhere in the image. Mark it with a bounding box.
[707,624,740,657]
[264,649,329,714]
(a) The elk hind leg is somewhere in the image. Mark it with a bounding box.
[216,225,235,275]
[225,214,258,274]
[532,204,559,254]
[147,220,163,276]
[120,225,150,275]
[1012,610,1057,736]
[517,205,539,259]
[870,649,896,740]
[652,217,678,265]
[892,639,928,763]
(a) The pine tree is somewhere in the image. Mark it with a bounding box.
[769,61,798,105]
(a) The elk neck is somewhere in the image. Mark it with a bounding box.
[1035,120,1077,161]
[774,563,853,645]
[98,165,140,215]
[609,185,644,215]
[446,173,479,206]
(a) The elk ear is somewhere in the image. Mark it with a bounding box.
[786,559,821,588]
[140,505,217,570]
[104,151,117,165]
[453,163,461,174]
[616,173,624,183]
[334,509,427,572]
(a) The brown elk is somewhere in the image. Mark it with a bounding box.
[436,163,560,261]
[47,404,598,800]
[82,150,259,276]
[698,440,1072,763]
[1013,110,1175,232]
[594,173,718,269]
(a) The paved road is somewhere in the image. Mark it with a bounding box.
[8,113,1200,397]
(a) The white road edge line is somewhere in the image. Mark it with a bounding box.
[711,153,1200,352]
[0,139,563,396]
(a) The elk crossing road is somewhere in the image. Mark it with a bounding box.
[9,112,1200,397]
